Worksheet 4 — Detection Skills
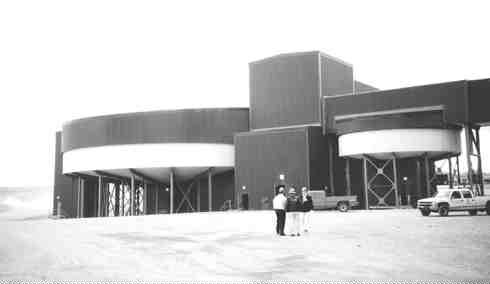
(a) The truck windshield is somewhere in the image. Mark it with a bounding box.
[433,191,450,198]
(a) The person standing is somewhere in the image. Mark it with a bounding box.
[286,187,302,236]
[301,187,313,232]
[272,186,287,236]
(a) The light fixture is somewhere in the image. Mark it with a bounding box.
[279,174,285,181]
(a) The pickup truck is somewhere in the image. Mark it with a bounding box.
[417,189,490,216]
[309,190,359,212]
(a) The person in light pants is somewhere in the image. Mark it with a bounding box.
[300,187,313,232]
[286,187,302,236]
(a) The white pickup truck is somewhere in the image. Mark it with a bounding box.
[417,189,490,216]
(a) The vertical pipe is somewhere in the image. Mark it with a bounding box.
[345,158,351,196]
[448,158,453,189]
[197,178,201,212]
[464,125,474,193]
[130,175,135,216]
[424,155,431,198]
[208,169,213,212]
[98,176,102,217]
[392,157,399,208]
[170,171,174,214]
[363,157,369,210]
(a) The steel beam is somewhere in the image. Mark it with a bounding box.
[94,170,130,183]
[345,158,351,196]
[456,156,461,186]
[416,158,422,200]
[129,168,162,185]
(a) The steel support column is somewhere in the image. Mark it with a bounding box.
[208,169,213,212]
[456,156,461,186]
[76,177,81,218]
[143,182,147,215]
[448,158,453,189]
[424,155,431,198]
[98,176,102,217]
[416,158,422,202]
[362,157,369,210]
[475,127,484,195]
[121,182,125,216]
[115,183,120,216]
[345,158,351,196]
[170,170,174,214]
[197,179,201,212]
[130,175,135,216]
[392,156,399,208]
[464,124,474,193]
[328,137,335,195]
[155,187,159,214]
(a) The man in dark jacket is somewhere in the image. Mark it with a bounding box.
[286,188,302,236]
[300,187,313,232]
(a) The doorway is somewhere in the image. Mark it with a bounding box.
[240,193,249,210]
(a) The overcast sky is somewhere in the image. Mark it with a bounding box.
[1,1,489,187]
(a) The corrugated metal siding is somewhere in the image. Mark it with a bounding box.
[307,127,330,191]
[468,79,490,125]
[334,110,448,135]
[322,55,354,97]
[249,52,321,129]
[235,128,309,209]
[354,81,378,93]
[324,80,468,133]
[62,108,249,152]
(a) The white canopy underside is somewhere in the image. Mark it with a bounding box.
[339,128,461,160]
[63,143,235,182]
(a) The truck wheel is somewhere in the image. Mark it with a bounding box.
[438,206,449,217]
[469,210,477,216]
[420,209,430,216]
[337,202,349,212]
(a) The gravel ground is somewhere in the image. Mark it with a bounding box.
[0,208,489,282]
